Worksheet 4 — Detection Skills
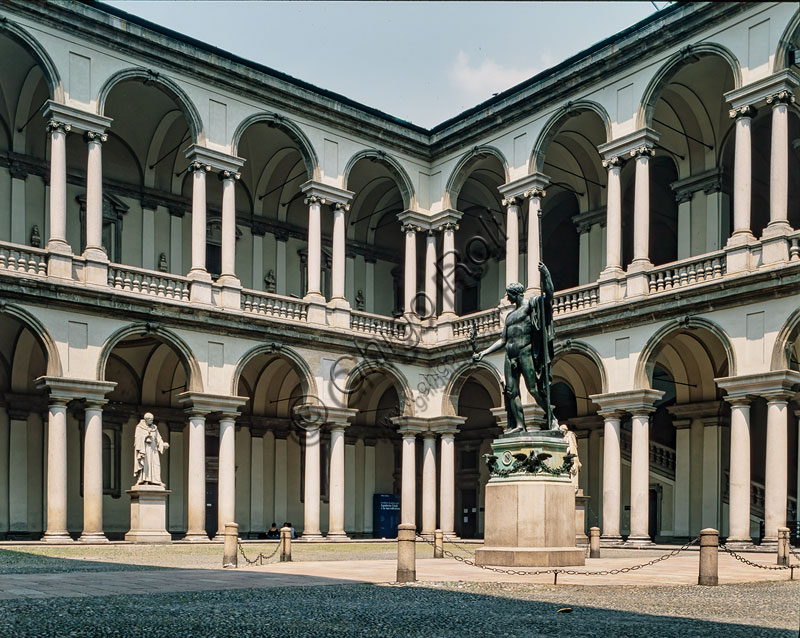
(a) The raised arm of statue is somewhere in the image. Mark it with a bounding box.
[473,324,506,362]
[539,262,554,304]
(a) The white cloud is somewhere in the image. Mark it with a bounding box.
[449,51,543,101]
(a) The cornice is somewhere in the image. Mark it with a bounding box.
[41,100,112,134]
[498,172,550,199]
[724,69,800,110]
[597,128,659,161]
[300,180,354,205]
[184,145,244,173]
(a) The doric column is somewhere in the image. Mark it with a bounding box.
[628,408,655,544]
[727,397,752,546]
[421,431,437,535]
[304,194,324,299]
[439,429,456,536]
[762,391,793,545]
[439,221,458,317]
[424,230,437,319]
[402,222,419,315]
[602,157,623,273]
[729,105,757,243]
[79,399,108,542]
[524,188,545,294]
[767,91,794,233]
[399,428,418,526]
[188,160,211,276]
[600,411,622,543]
[331,202,349,301]
[83,131,108,260]
[184,409,208,541]
[630,146,655,268]
[216,412,238,539]
[303,424,323,539]
[44,398,71,542]
[219,170,240,281]
[45,119,71,254]
[502,196,520,287]
[328,422,348,539]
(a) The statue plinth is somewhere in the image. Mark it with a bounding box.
[575,490,590,547]
[475,431,585,567]
[125,484,171,543]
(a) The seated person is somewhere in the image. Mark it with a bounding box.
[266,523,279,538]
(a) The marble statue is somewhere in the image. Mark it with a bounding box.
[133,412,169,486]
[560,423,581,490]
[473,262,556,434]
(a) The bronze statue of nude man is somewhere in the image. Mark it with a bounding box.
[473,262,556,435]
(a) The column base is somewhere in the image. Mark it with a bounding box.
[216,275,242,309]
[761,230,791,265]
[304,293,327,324]
[725,231,757,273]
[188,270,213,304]
[300,533,324,541]
[327,297,351,329]
[759,537,778,550]
[598,267,623,304]
[46,246,73,280]
[724,537,754,550]
[326,532,350,541]
[600,534,624,547]
[210,534,226,543]
[42,531,74,543]
[78,531,109,543]
[624,535,654,547]
[181,531,211,542]
[625,261,652,297]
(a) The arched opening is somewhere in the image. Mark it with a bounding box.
[346,155,409,316]
[235,117,317,293]
[537,109,609,289]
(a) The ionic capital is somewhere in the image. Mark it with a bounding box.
[437,221,459,232]
[187,161,211,174]
[84,130,108,145]
[729,105,757,120]
[304,194,326,206]
[501,196,519,208]
[630,145,655,159]
[333,201,350,213]
[46,120,71,135]
[602,156,622,170]
[401,222,421,234]
[219,169,241,182]
[674,190,693,205]
[523,187,546,200]
[766,89,795,107]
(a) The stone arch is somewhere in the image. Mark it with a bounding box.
[0,302,61,376]
[553,339,608,393]
[443,145,509,210]
[344,359,414,416]
[343,149,415,209]
[442,361,503,417]
[0,18,62,102]
[96,68,204,143]
[231,112,319,180]
[636,43,742,129]
[634,316,735,392]
[230,344,317,399]
[529,100,612,173]
[97,323,203,392]
[771,307,800,371]
[774,8,800,71]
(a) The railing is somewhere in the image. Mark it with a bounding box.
[620,430,676,480]
[350,309,407,339]
[108,264,191,301]
[452,307,501,338]
[647,251,725,294]
[0,241,47,277]
[790,236,800,262]
[241,290,308,321]
[553,283,599,316]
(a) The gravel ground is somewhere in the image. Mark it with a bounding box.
[1,581,797,637]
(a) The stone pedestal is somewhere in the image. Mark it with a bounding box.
[575,490,589,547]
[475,431,585,567]
[125,485,172,543]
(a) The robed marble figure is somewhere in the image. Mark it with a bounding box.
[473,262,555,434]
[133,412,169,486]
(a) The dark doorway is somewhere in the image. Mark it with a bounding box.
[460,488,478,538]
[648,486,660,540]
[206,481,218,539]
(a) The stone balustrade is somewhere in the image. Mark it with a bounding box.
[0,240,47,277]
[452,307,501,338]
[350,309,407,339]
[241,290,308,321]
[647,251,725,294]
[553,283,599,316]
[108,264,191,302]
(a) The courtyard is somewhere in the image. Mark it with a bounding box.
[0,541,798,637]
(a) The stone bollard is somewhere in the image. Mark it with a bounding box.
[434,529,444,558]
[222,522,238,569]
[589,527,601,559]
[280,526,292,562]
[698,528,718,586]
[396,524,416,583]
[777,527,790,566]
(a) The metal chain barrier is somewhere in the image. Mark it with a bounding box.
[442,535,478,558]
[416,533,700,582]
[237,540,281,566]
[719,543,794,571]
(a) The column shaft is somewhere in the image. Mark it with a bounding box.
[439,433,456,536]
[403,226,417,314]
[185,414,207,541]
[632,149,652,265]
[526,193,542,293]
[628,412,651,542]
[504,199,519,287]
[441,225,456,315]
[303,426,322,538]
[220,173,238,278]
[331,204,347,300]
[421,434,436,535]
[328,425,347,538]
[763,397,789,543]
[728,401,751,544]
[424,232,437,318]
[769,98,790,228]
[85,133,106,253]
[604,161,622,271]
[731,110,754,238]
[80,404,107,542]
[217,416,236,536]
[190,164,208,273]
[306,197,322,296]
[601,414,622,541]
[401,433,417,526]
[47,123,69,250]
[44,401,70,542]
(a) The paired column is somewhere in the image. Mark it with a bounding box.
[188,161,211,277]
[328,423,348,539]
[43,399,71,542]
[762,392,792,545]
[219,170,241,282]
[729,106,757,244]
[45,120,71,255]
[424,231,437,319]
[303,424,323,539]
[525,189,545,294]
[767,91,793,234]
[402,223,418,315]
[304,194,324,299]
[630,146,654,268]
[331,203,349,301]
[216,412,238,539]
[602,157,623,273]
[184,409,208,541]
[727,397,752,546]
[439,429,457,537]
[399,428,418,526]
[439,221,458,317]
[83,131,108,260]
[600,411,622,543]
[627,408,654,544]
[79,400,108,542]
[503,197,520,287]
[421,432,437,535]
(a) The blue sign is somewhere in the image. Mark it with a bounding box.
[373,493,401,538]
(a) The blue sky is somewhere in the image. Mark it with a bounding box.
[106,1,664,128]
